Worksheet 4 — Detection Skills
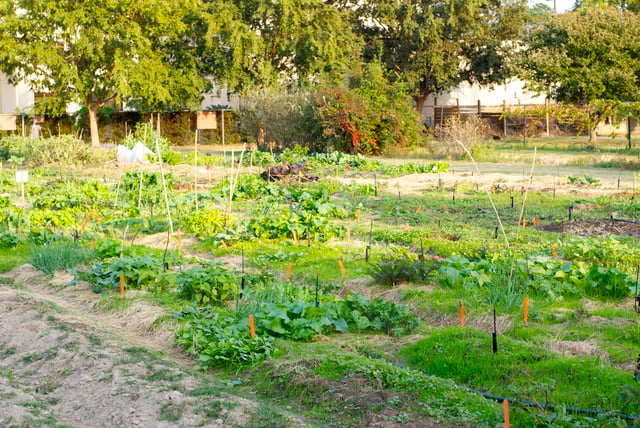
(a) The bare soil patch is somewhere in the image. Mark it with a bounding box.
[0,265,264,427]
[536,219,640,238]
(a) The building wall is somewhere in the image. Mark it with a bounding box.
[0,73,34,115]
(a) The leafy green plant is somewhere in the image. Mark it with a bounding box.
[174,308,274,368]
[181,208,228,237]
[0,231,20,248]
[82,254,166,292]
[176,261,238,305]
[369,254,438,286]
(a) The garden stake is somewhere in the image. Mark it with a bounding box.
[415,206,421,214]
[368,220,373,245]
[346,228,351,242]
[242,249,245,274]
[162,228,171,270]
[494,226,498,239]
[338,259,346,276]
[522,218,526,229]
[292,229,298,244]
[568,205,573,221]
[307,232,311,248]
[635,264,639,313]
[492,308,498,355]
[460,305,465,327]
[119,275,125,294]
[315,276,319,307]
[510,196,514,208]
[374,174,377,196]
[194,129,199,211]
[138,126,146,210]
[365,246,370,263]
[419,238,424,261]
[90,240,95,250]
[220,239,228,249]
[286,263,292,281]
[92,209,100,223]
[356,208,361,221]
[155,135,174,233]
[552,244,557,258]
[503,399,510,428]
[523,297,529,323]
[405,223,410,233]
[525,253,534,280]
[533,217,539,226]
[249,315,255,338]
[177,233,182,254]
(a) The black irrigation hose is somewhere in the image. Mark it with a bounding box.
[477,209,640,226]
[359,348,640,421]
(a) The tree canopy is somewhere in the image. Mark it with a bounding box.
[0,0,210,147]
[348,0,530,113]
[517,6,640,141]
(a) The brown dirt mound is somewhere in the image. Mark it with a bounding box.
[537,219,640,238]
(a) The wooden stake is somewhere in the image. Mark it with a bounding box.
[523,296,529,323]
[286,263,292,281]
[249,315,256,338]
[119,275,125,294]
[337,259,346,276]
[460,305,465,327]
[503,399,510,428]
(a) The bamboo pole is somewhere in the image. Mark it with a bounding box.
[155,135,174,233]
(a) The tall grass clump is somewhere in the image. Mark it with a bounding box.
[28,238,92,276]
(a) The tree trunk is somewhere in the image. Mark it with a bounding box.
[588,126,597,143]
[87,95,100,148]
[414,94,428,119]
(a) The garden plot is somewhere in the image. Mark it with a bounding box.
[0,136,638,426]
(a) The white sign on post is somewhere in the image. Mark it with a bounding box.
[15,170,28,183]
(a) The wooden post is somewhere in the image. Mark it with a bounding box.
[503,101,507,137]
[194,130,199,211]
[477,99,481,115]
[545,98,550,137]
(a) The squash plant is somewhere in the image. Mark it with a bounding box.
[176,260,238,305]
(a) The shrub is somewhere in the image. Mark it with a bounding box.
[0,135,111,167]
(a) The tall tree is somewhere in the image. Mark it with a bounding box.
[0,0,208,147]
[201,0,357,91]
[347,0,529,114]
[517,7,640,141]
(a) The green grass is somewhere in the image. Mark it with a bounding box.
[401,327,640,416]
[27,240,92,276]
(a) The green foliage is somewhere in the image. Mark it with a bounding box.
[120,171,174,216]
[181,209,228,237]
[176,261,238,305]
[0,135,108,167]
[28,238,92,276]
[0,231,20,248]
[563,236,639,270]
[174,308,275,368]
[369,253,438,286]
[83,254,166,292]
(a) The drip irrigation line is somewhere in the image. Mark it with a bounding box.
[359,348,640,421]
[482,213,640,225]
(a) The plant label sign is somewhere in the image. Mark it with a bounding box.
[196,111,217,130]
[15,170,28,184]
[0,115,17,131]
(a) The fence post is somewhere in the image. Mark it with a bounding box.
[477,100,481,115]
[545,98,550,137]
[503,101,507,138]
[523,104,527,146]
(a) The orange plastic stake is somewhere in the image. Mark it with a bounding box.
[460,305,465,327]
[93,208,101,223]
[286,263,292,281]
[177,233,183,253]
[533,217,539,226]
[522,218,527,229]
[356,209,361,221]
[523,296,529,323]
[119,275,125,294]
[415,206,422,214]
[220,240,228,249]
[337,259,346,276]
[552,244,557,258]
[503,399,510,428]
[249,315,256,338]
[405,223,411,233]
[89,240,95,250]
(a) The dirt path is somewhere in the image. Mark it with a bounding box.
[0,265,265,428]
